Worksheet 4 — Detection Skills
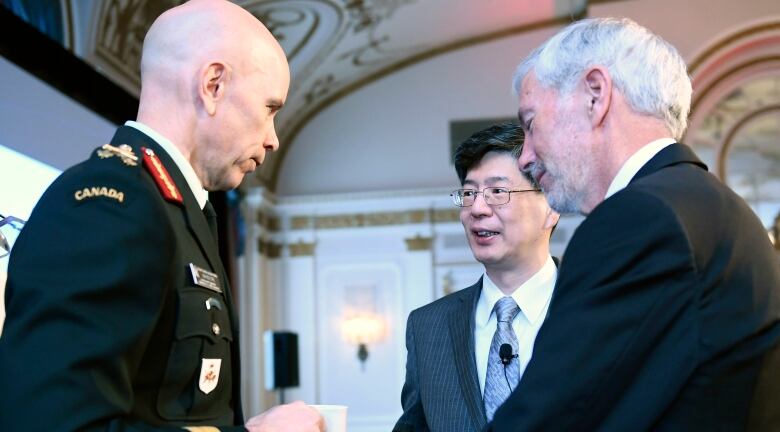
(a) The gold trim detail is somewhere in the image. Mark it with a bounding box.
[289,240,316,257]
[291,216,313,230]
[314,209,430,229]
[267,216,281,232]
[267,242,282,258]
[258,239,283,258]
[255,212,281,232]
[432,209,460,223]
[405,234,433,251]
[285,209,458,231]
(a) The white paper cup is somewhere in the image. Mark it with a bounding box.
[309,404,348,432]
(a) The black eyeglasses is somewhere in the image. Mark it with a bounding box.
[450,187,541,207]
[0,214,26,259]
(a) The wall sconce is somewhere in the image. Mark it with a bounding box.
[341,314,385,370]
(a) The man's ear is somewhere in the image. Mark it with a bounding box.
[543,208,560,230]
[200,62,229,116]
[583,66,612,129]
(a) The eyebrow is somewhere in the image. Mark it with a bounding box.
[517,109,527,127]
[267,98,285,109]
[463,176,511,187]
[485,176,511,184]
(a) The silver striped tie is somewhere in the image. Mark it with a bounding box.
[483,296,520,421]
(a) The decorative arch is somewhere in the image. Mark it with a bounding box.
[684,18,780,178]
[683,18,780,226]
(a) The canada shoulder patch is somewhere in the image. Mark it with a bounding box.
[73,186,126,203]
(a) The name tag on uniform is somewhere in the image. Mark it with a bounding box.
[189,263,222,293]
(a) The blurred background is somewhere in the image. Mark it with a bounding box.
[1,0,779,430]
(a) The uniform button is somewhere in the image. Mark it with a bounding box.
[212,323,221,335]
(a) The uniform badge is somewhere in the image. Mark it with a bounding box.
[96,144,138,166]
[141,147,183,204]
[189,263,222,293]
[198,358,222,395]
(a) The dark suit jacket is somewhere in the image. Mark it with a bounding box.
[490,144,780,431]
[395,279,488,432]
[0,126,246,431]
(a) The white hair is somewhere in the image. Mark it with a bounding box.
[512,17,692,140]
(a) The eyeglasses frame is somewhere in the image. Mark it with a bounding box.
[450,187,542,207]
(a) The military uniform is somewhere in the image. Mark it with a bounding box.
[0,126,245,431]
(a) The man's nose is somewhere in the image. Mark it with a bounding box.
[470,192,493,216]
[517,139,536,172]
[264,122,280,152]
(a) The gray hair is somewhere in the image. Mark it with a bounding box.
[512,17,692,140]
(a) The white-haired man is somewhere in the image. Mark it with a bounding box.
[489,17,780,431]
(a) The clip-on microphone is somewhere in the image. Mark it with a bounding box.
[499,343,519,392]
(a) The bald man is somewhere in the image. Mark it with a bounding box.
[0,1,321,431]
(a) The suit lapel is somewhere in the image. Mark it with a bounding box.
[631,143,707,184]
[448,279,487,430]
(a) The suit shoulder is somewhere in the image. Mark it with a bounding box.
[410,283,480,322]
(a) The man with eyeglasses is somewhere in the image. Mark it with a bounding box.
[394,123,559,432]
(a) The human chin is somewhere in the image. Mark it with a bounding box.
[546,179,583,215]
[473,247,504,267]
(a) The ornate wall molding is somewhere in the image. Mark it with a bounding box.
[432,208,460,223]
[258,239,283,258]
[315,209,428,229]
[404,234,433,251]
[289,240,317,256]
[255,211,281,232]
[94,0,182,88]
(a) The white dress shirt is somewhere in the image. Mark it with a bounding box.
[475,256,557,394]
[125,121,209,209]
[604,137,676,200]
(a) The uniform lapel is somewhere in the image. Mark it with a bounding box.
[448,279,487,430]
[110,126,225,276]
[110,125,243,422]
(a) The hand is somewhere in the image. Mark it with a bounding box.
[245,400,324,432]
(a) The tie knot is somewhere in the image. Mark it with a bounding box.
[493,296,520,323]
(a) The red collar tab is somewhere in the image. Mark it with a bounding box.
[141,147,183,205]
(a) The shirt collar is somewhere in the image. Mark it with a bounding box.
[475,256,557,327]
[604,138,676,200]
[125,121,209,209]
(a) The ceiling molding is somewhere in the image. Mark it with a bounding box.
[264,11,586,190]
[0,5,137,125]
